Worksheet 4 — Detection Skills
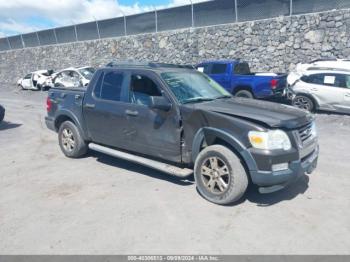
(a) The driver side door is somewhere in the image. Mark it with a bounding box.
[123,71,182,163]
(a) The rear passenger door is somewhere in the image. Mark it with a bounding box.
[332,74,350,113]
[122,71,181,162]
[83,69,130,148]
[301,73,346,111]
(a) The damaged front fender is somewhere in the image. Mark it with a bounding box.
[191,127,258,172]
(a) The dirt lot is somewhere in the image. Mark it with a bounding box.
[0,87,349,255]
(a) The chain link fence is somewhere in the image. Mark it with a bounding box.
[0,0,349,52]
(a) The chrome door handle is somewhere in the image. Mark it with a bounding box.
[75,94,82,100]
[345,93,350,97]
[84,103,95,109]
[125,110,139,116]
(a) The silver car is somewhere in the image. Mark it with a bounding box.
[291,69,350,114]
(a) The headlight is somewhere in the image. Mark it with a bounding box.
[248,130,291,150]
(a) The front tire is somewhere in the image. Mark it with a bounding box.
[292,95,315,112]
[58,121,88,158]
[194,145,249,205]
[235,90,254,99]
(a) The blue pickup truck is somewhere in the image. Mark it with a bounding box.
[196,60,288,99]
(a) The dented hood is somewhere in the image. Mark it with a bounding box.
[190,97,313,129]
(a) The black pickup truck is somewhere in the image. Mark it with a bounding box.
[45,62,319,205]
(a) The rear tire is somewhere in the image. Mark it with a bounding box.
[235,90,254,99]
[194,145,249,205]
[292,95,315,112]
[58,121,88,158]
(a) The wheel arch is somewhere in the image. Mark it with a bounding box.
[233,85,253,95]
[192,127,257,172]
[54,111,88,140]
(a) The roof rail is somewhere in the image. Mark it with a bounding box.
[307,67,350,72]
[106,60,195,69]
[310,58,338,63]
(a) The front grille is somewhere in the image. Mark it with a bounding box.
[298,122,313,143]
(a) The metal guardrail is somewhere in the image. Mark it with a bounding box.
[0,0,349,52]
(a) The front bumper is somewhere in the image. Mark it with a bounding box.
[249,144,319,193]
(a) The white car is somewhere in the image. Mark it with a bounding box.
[53,67,95,88]
[17,70,54,91]
[288,58,350,86]
[291,69,350,113]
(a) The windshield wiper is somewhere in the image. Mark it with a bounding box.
[214,95,232,99]
[182,97,215,104]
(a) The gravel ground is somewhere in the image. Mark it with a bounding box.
[0,87,349,255]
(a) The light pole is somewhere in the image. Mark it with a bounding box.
[189,0,194,27]
[234,0,238,22]
[120,10,127,36]
[154,6,158,33]
[94,16,101,39]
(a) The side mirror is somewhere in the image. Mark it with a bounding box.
[149,96,172,111]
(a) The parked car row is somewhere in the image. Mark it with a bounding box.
[196,58,350,114]
[18,66,95,91]
[18,58,350,115]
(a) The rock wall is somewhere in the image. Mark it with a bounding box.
[0,8,349,86]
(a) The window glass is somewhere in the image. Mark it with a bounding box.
[210,64,227,74]
[93,72,104,98]
[79,67,95,80]
[99,71,124,101]
[24,74,31,79]
[304,73,349,88]
[161,71,230,104]
[196,64,210,74]
[332,75,344,88]
[234,63,251,75]
[304,74,324,85]
[345,75,350,89]
[129,74,161,106]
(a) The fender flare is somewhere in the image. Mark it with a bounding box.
[54,110,88,140]
[191,127,257,172]
[233,85,253,94]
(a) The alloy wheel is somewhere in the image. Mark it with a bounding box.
[61,128,75,152]
[200,156,231,194]
[293,96,313,111]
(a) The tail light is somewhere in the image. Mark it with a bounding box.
[46,97,52,112]
[270,79,278,89]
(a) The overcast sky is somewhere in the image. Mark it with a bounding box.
[0,0,206,37]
